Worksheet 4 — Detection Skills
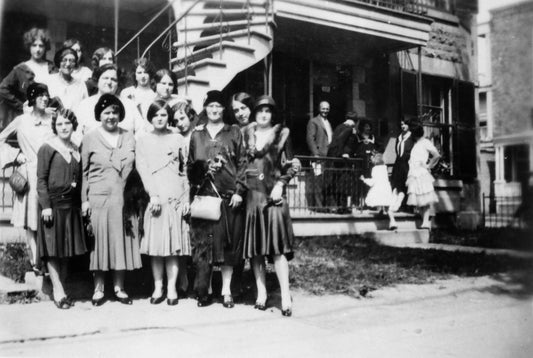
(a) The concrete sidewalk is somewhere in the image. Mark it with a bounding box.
[1,274,532,357]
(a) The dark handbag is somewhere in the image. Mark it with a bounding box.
[9,165,28,195]
[190,180,223,221]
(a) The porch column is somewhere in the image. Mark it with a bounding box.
[309,60,314,119]
[495,144,505,182]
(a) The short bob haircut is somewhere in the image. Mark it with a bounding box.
[53,47,79,69]
[230,92,255,123]
[409,120,425,140]
[371,152,385,166]
[92,63,119,83]
[132,58,156,87]
[154,69,177,94]
[147,100,173,123]
[52,109,78,134]
[172,100,195,120]
[91,47,115,70]
[63,38,85,64]
[251,95,281,126]
[23,27,51,52]
[357,118,373,133]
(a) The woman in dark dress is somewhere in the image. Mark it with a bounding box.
[36,109,87,309]
[388,118,414,228]
[242,96,300,317]
[187,90,247,308]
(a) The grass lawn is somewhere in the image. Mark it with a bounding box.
[288,235,533,298]
[2,234,532,304]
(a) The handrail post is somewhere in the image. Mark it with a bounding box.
[219,0,224,60]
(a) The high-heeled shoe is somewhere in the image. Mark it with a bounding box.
[91,291,105,307]
[222,294,234,308]
[281,308,292,317]
[150,295,165,305]
[167,298,179,306]
[197,295,212,307]
[254,301,267,311]
[54,297,71,310]
[114,290,132,305]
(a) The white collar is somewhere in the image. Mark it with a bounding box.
[47,136,80,163]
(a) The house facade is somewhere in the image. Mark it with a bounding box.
[0,0,480,226]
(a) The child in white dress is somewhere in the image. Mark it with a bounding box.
[360,153,396,228]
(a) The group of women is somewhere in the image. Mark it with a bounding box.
[0,28,299,316]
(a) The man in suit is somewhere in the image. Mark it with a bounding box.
[305,101,333,210]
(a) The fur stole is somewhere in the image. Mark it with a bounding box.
[243,122,290,158]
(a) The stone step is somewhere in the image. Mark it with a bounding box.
[369,229,430,245]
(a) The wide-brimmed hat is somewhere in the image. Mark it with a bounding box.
[94,94,125,121]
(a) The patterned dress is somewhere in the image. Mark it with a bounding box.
[136,130,191,257]
[81,128,142,271]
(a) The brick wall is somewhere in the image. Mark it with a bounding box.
[491,2,533,138]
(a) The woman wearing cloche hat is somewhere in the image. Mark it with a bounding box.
[187,90,247,308]
[241,95,300,317]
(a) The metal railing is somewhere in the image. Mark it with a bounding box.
[287,156,367,214]
[351,0,455,15]
[482,194,528,229]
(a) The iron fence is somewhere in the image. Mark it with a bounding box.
[287,156,367,215]
[482,194,528,229]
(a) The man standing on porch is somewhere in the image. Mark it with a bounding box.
[306,101,333,210]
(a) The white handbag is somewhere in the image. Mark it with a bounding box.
[190,180,223,221]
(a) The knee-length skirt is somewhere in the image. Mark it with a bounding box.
[243,190,294,261]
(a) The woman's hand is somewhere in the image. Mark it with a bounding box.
[82,201,91,217]
[182,202,190,216]
[15,153,27,165]
[45,107,57,117]
[229,193,242,208]
[41,208,53,224]
[270,182,283,204]
[149,196,161,216]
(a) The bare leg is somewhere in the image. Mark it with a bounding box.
[25,230,37,266]
[47,259,66,301]
[420,205,431,228]
[252,256,267,304]
[220,265,233,296]
[113,270,128,297]
[273,255,291,310]
[388,209,398,229]
[165,256,179,300]
[177,256,189,294]
[93,271,105,300]
[150,257,164,298]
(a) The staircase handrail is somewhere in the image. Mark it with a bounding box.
[141,0,203,60]
[116,0,177,57]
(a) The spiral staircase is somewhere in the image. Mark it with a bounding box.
[169,0,275,111]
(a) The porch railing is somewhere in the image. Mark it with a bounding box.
[287,155,367,215]
[482,193,528,229]
[349,0,456,15]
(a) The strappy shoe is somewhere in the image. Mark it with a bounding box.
[114,290,132,305]
[91,291,105,307]
[54,297,71,310]
[222,294,234,308]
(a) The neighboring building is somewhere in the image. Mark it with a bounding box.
[0,0,480,224]
[490,1,533,200]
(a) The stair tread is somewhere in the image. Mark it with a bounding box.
[173,29,272,48]
[174,59,227,78]
[178,18,272,32]
[171,41,255,64]
[177,76,210,86]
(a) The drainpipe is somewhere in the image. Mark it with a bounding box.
[417,45,422,116]
[114,0,119,58]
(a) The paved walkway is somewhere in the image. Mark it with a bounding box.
[1,274,532,357]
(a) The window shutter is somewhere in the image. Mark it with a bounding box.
[454,80,477,180]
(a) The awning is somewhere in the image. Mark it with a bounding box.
[275,0,432,63]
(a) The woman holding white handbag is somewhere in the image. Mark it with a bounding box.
[187,90,247,308]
